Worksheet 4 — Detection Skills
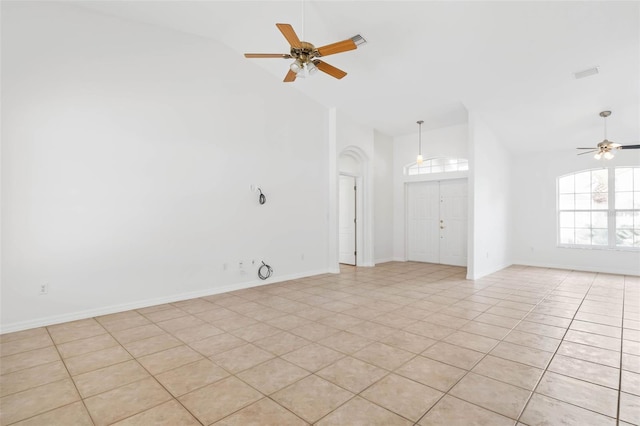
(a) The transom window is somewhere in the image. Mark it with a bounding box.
[406,157,469,175]
[557,167,639,249]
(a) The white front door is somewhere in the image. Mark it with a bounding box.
[406,179,468,267]
[339,175,356,265]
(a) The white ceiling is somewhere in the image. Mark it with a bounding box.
[76,1,639,152]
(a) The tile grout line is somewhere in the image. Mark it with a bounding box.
[616,276,627,426]
[514,271,614,424]
[413,269,575,425]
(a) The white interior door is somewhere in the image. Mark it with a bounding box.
[439,180,468,266]
[406,179,467,266]
[339,175,356,265]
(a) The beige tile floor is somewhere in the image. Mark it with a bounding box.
[1,262,639,425]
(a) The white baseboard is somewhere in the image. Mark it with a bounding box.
[511,260,640,277]
[374,257,395,265]
[0,268,330,334]
[467,262,512,280]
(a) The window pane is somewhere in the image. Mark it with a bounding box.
[559,194,574,210]
[592,169,608,192]
[616,168,634,191]
[635,168,640,190]
[616,192,633,209]
[635,192,640,209]
[592,192,608,209]
[616,229,635,247]
[592,212,607,228]
[635,212,640,228]
[459,161,469,171]
[575,171,591,193]
[575,229,591,244]
[635,230,640,247]
[559,175,574,194]
[560,212,574,228]
[560,228,574,244]
[617,212,634,228]
[592,229,608,246]
[575,212,590,228]
[575,194,590,210]
[445,164,456,172]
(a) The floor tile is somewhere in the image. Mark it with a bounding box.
[172,323,224,343]
[73,359,150,398]
[316,396,412,426]
[281,343,344,371]
[0,346,60,375]
[0,333,53,357]
[290,323,340,341]
[178,376,263,425]
[64,345,132,376]
[619,392,640,425]
[137,345,203,375]
[404,321,456,340]
[353,342,414,370]
[188,332,246,356]
[557,340,621,368]
[520,393,616,426]
[211,343,275,373]
[10,401,93,426]
[56,334,119,359]
[0,360,69,397]
[237,358,309,394]
[361,373,443,422]
[472,355,543,390]
[231,322,281,342]
[379,330,437,353]
[490,341,554,369]
[122,333,182,358]
[0,328,48,344]
[317,331,372,354]
[395,356,466,392]
[503,330,561,352]
[547,354,620,389]
[111,324,165,345]
[83,377,172,426]
[253,331,310,356]
[418,395,514,426]
[271,375,354,423]
[535,371,618,417]
[155,358,229,396]
[622,369,640,396]
[317,356,387,393]
[48,322,107,345]
[443,331,499,353]
[112,400,201,425]
[421,342,484,370]
[449,372,530,419]
[0,378,80,425]
[213,398,308,426]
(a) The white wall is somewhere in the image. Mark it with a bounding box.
[373,130,394,263]
[392,124,469,260]
[1,3,330,332]
[467,113,512,279]
[336,112,375,266]
[511,150,640,275]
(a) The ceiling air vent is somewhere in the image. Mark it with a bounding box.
[573,67,599,79]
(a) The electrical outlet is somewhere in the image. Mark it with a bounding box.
[39,283,48,295]
[239,261,244,270]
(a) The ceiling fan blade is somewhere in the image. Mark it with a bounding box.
[276,23,301,48]
[316,39,357,57]
[245,53,292,59]
[283,69,297,82]
[577,150,597,155]
[314,60,347,79]
[620,144,640,149]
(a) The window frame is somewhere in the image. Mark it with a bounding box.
[557,166,639,251]
[404,157,469,176]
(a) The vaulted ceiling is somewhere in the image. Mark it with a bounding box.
[77,1,639,153]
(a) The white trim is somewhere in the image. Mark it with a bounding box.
[0,268,330,334]
[467,262,512,280]
[511,260,640,277]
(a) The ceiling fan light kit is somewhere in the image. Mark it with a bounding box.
[576,110,640,159]
[244,23,363,82]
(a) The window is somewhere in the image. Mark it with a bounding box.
[406,157,468,176]
[558,167,640,249]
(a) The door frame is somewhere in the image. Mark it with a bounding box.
[339,172,363,266]
[404,177,468,266]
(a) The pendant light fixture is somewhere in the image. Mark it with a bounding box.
[416,120,424,164]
